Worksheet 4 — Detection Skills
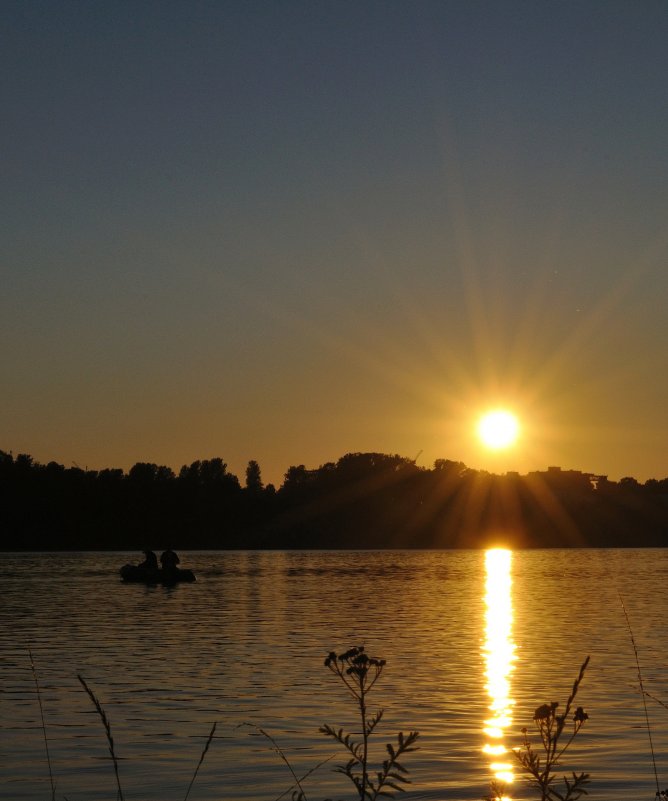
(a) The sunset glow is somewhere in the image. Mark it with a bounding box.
[4,4,668,491]
[478,411,520,451]
[3,6,668,801]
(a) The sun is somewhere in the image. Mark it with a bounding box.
[478,410,520,450]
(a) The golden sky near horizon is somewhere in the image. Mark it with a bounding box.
[3,3,668,487]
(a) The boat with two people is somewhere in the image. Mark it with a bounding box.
[120,548,196,584]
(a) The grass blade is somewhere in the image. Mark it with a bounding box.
[183,721,217,801]
[77,674,125,801]
[29,650,56,801]
[619,594,660,795]
[240,722,309,801]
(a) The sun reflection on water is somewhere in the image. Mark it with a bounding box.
[483,548,516,798]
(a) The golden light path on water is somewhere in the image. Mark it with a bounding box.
[482,548,516,799]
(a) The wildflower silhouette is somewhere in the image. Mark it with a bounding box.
[319,646,419,800]
[487,656,590,801]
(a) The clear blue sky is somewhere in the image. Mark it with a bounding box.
[3,1,667,485]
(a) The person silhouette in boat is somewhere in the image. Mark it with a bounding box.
[138,549,158,571]
[160,547,180,577]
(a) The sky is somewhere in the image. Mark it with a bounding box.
[2,0,668,487]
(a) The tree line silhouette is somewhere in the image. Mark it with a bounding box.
[1,449,667,549]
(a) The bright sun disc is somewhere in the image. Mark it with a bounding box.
[478,410,519,450]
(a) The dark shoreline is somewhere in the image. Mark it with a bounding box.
[2,449,667,550]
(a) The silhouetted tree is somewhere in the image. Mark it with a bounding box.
[245,460,263,493]
[2,446,668,550]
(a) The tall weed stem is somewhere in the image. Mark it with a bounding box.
[620,594,660,795]
[77,675,124,801]
[183,722,217,801]
[511,656,590,801]
[321,646,419,800]
[29,650,56,801]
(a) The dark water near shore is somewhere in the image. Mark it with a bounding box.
[1,549,668,800]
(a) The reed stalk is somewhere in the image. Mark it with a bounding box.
[619,594,661,796]
[77,674,124,801]
[240,722,310,800]
[183,721,217,801]
[29,649,56,801]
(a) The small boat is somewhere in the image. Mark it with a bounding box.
[120,564,197,584]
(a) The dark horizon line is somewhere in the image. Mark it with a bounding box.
[2,447,664,488]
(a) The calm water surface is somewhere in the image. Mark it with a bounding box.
[2,549,668,801]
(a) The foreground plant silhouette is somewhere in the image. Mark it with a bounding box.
[78,675,125,801]
[487,656,590,801]
[77,673,216,801]
[319,646,419,800]
[30,650,56,801]
[620,596,663,799]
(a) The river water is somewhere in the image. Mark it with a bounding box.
[1,549,668,801]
